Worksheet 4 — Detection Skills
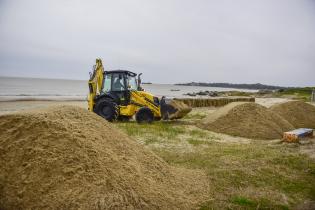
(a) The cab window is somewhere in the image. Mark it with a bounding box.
[102,74,111,92]
[127,75,138,90]
[112,73,126,91]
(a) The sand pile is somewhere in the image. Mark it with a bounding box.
[270,101,315,128]
[0,106,209,210]
[198,102,294,139]
[169,100,192,119]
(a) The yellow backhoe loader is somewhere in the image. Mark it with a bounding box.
[88,58,191,123]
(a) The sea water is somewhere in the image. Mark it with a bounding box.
[0,77,257,101]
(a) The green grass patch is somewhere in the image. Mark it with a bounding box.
[200,197,290,210]
[189,129,207,138]
[231,196,256,206]
[187,138,213,146]
[115,121,186,144]
[189,129,219,141]
[230,196,290,210]
[275,87,315,101]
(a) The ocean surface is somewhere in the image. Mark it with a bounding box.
[0,77,257,101]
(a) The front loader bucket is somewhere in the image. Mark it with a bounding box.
[160,98,192,120]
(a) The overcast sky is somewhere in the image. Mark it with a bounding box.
[0,0,314,86]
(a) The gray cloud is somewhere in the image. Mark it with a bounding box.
[0,0,314,86]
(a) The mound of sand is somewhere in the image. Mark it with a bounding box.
[169,100,192,119]
[0,106,209,209]
[270,101,315,128]
[198,102,294,140]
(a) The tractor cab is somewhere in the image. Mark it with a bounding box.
[101,70,142,106]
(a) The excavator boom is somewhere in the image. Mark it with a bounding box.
[88,58,104,111]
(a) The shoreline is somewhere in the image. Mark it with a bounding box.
[0,96,87,102]
[0,100,88,115]
[0,98,87,102]
[0,97,292,115]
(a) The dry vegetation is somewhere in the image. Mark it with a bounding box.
[116,107,315,209]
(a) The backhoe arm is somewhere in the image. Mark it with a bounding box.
[88,58,104,111]
[130,91,161,117]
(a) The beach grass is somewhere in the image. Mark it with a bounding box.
[115,119,315,209]
[275,87,315,101]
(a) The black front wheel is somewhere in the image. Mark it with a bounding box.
[94,98,118,122]
[135,107,154,123]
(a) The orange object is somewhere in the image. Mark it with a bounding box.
[283,128,313,142]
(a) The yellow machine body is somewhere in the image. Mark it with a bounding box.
[88,58,191,122]
[88,58,104,111]
[119,91,161,118]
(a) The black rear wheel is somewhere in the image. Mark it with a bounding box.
[94,97,118,121]
[136,107,154,123]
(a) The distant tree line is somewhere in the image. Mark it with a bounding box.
[175,82,287,90]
